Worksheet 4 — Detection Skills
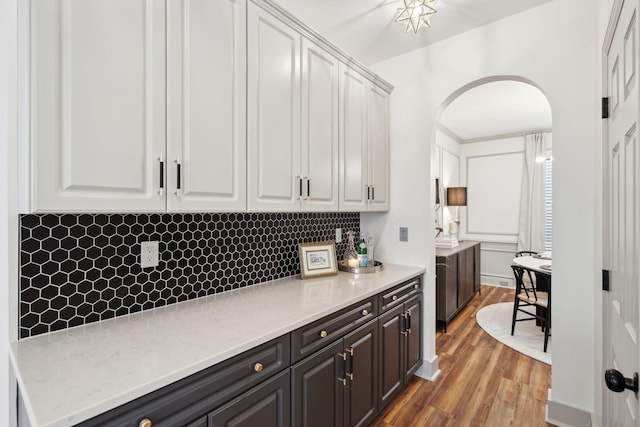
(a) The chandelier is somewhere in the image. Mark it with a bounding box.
[395,0,437,33]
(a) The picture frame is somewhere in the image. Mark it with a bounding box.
[298,241,338,279]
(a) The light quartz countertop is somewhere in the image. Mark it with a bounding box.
[10,264,425,427]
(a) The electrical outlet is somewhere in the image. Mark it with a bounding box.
[335,228,342,243]
[140,241,159,268]
[400,227,408,242]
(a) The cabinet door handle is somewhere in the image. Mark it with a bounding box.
[361,309,369,316]
[320,330,328,338]
[158,155,164,196]
[346,372,354,381]
[306,177,311,200]
[139,418,152,427]
[367,185,371,201]
[175,158,181,197]
[298,177,303,200]
[392,295,398,301]
[371,186,375,201]
[254,362,263,373]
[414,284,419,290]
[406,311,412,332]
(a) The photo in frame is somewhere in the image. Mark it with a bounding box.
[298,241,338,279]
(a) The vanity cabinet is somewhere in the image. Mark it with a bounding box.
[436,241,481,331]
[338,64,390,212]
[23,0,246,213]
[377,279,422,410]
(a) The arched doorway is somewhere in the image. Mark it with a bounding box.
[433,77,552,289]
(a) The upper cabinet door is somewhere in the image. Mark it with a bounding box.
[300,39,339,212]
[166,0,247,212]
[339,63,369,211]
[28,0,166,213]
[368,85,390,211]
[247,3,301,212]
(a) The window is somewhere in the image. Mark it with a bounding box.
[544,158,552,251]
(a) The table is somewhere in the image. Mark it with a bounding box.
[512,254,552,275]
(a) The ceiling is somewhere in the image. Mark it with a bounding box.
[271,0,554,140]
[439,81,553,141]
[271,0,554,65]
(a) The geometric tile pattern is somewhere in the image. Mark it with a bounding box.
[20,212,360,338]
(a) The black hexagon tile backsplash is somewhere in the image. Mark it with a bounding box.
[20,212,359,338]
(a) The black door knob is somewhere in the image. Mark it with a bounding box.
[605,369,639,394]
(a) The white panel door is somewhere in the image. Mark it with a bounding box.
[339,63,368,211]
[247,3,301,211]
[603,0,640,424]
[29,0,166,212]
[300,39,339,212]
[368,84,390,212]
[167,0,246,212]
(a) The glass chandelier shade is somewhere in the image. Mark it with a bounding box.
[395,0,437,33]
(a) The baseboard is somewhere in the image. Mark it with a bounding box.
[546,389,593,427]
[414,354,440,382]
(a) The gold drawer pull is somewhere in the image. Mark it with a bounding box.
[320,330,328,338]
[392,295,398,301]
[254,363,264,373]
[362,309,369,316]
[139,419,152,427]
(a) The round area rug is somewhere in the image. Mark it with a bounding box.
[476,302,551,365]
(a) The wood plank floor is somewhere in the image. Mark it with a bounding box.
[370,285,554,427]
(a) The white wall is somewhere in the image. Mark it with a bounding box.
[365,0,599,423]
[1,0,19,425]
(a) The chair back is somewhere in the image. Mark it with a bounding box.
[511,264,540,302]
[516,250,537,257]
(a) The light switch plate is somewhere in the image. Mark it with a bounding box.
[140,241,159,268]
[400,227,408,242]
[335,228,342,243]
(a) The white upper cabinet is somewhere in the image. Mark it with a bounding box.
[339,63,390,212]
[300,39,339,211]
[23,0,246,213]
[26,0,166,213]
[247,2,301,212]
[247,3,339,212]
[166,0,247,212]
[339,64,369,211]
[368,84,390,211]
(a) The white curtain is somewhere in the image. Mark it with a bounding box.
[517,133,546,253]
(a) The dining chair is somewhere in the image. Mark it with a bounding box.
[510,264,551,352]
[515,250,538,287]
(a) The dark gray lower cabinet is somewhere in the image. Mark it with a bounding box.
[209,370,290,427]
[292,340,345,427]
[344,320,378,427]
[291,320,378,427]
[74,275,423,427]
[378,294,423,410]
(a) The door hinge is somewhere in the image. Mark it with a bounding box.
[602,97,610,119]
[603,269,610,292]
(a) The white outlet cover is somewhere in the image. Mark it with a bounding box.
[335,228,342,243]
[140,241,159,268]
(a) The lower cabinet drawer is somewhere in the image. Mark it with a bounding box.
[76,334,290,427]
[291,297,376,363]
[209,369,291,427]
[379,277,421,313]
